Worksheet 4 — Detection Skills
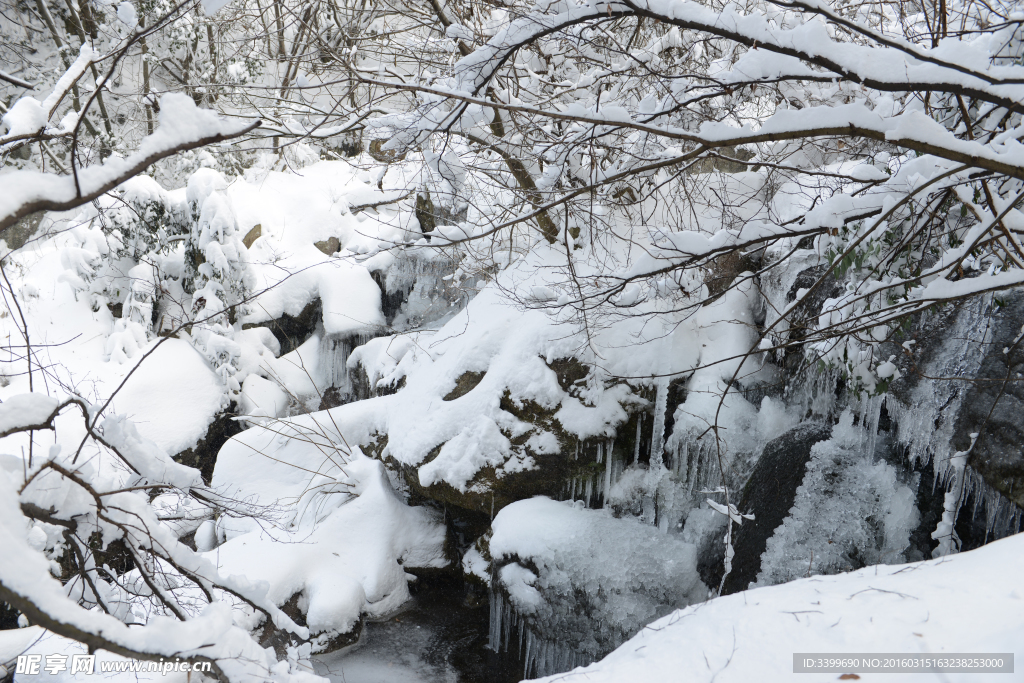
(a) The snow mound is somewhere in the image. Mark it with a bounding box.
[110,339,226,456]
[211,423,447,645]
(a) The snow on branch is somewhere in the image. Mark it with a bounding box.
[0,391,315,683]
[0,94,259,236]
[370,0,1024,151]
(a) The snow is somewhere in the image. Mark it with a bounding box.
[210,429,447,643]
[318,260,385,337]
[115,2,137,29]
[486,497,707,663]
[0,226,227,457]
[531,531,1024,683]
[1,97,46,137]
[0,463,317,683]
[109,339,226,456]
[0,393,59,435]
[238,374,290,420]
[0,93,255,230]
[2,3,1023,679]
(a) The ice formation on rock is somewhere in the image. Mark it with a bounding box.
[755,410,919,587]
[477,497,707,678]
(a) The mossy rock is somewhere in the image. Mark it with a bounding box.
[368,139,407,164]
[443,371,485,401]
[363,357,658,518]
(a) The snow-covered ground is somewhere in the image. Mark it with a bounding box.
[531,530,1024,683]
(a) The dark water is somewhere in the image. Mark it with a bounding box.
[313,574,523,683]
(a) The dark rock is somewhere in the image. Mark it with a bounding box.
[415,192,437,234]
[3,211,44,250]
[371,269,409,325]
[705,250,760,300]
[332,131,363,158]
[318,386,347,411]
[173,407,244,484]
[722,421,832,594]
[245,298,322,356]
[660,377,688,458]
[785,265,843,339]
[954,295,1024,508]
[695,523,727,590]
[548,357,589,392]
[906,452,943,561]
[0,601,19,630]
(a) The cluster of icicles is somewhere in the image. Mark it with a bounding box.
[488,589,590,679]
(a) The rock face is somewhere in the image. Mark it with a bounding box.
[882,290,1024,510]
[252,298,322,356]
[952,295,1024,509]
[722,422,832,594]
[0,601,18,630]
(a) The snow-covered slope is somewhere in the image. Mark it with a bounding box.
[531,531,1024,683]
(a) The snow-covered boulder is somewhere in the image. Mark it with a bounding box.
[467,497,707,678]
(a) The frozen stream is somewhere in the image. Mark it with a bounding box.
[313,575,522,683]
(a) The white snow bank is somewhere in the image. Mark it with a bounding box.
[211,429,447,643]
[110,339,226,456]
[531,531,1024,683]
[0,393,59,435]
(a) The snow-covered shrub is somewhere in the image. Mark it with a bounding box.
[184,169,252,396]
[95,175,190,262]
[755,410,919,587]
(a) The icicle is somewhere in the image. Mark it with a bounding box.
[603,438,613,508]
[487,587,500,651]
[932,435,975,557]
[523,631,533,679]
[857,393,885,461]
[633,413,642,465]
[650,377,669,470]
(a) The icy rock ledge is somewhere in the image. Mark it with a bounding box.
[465,497,707,679]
